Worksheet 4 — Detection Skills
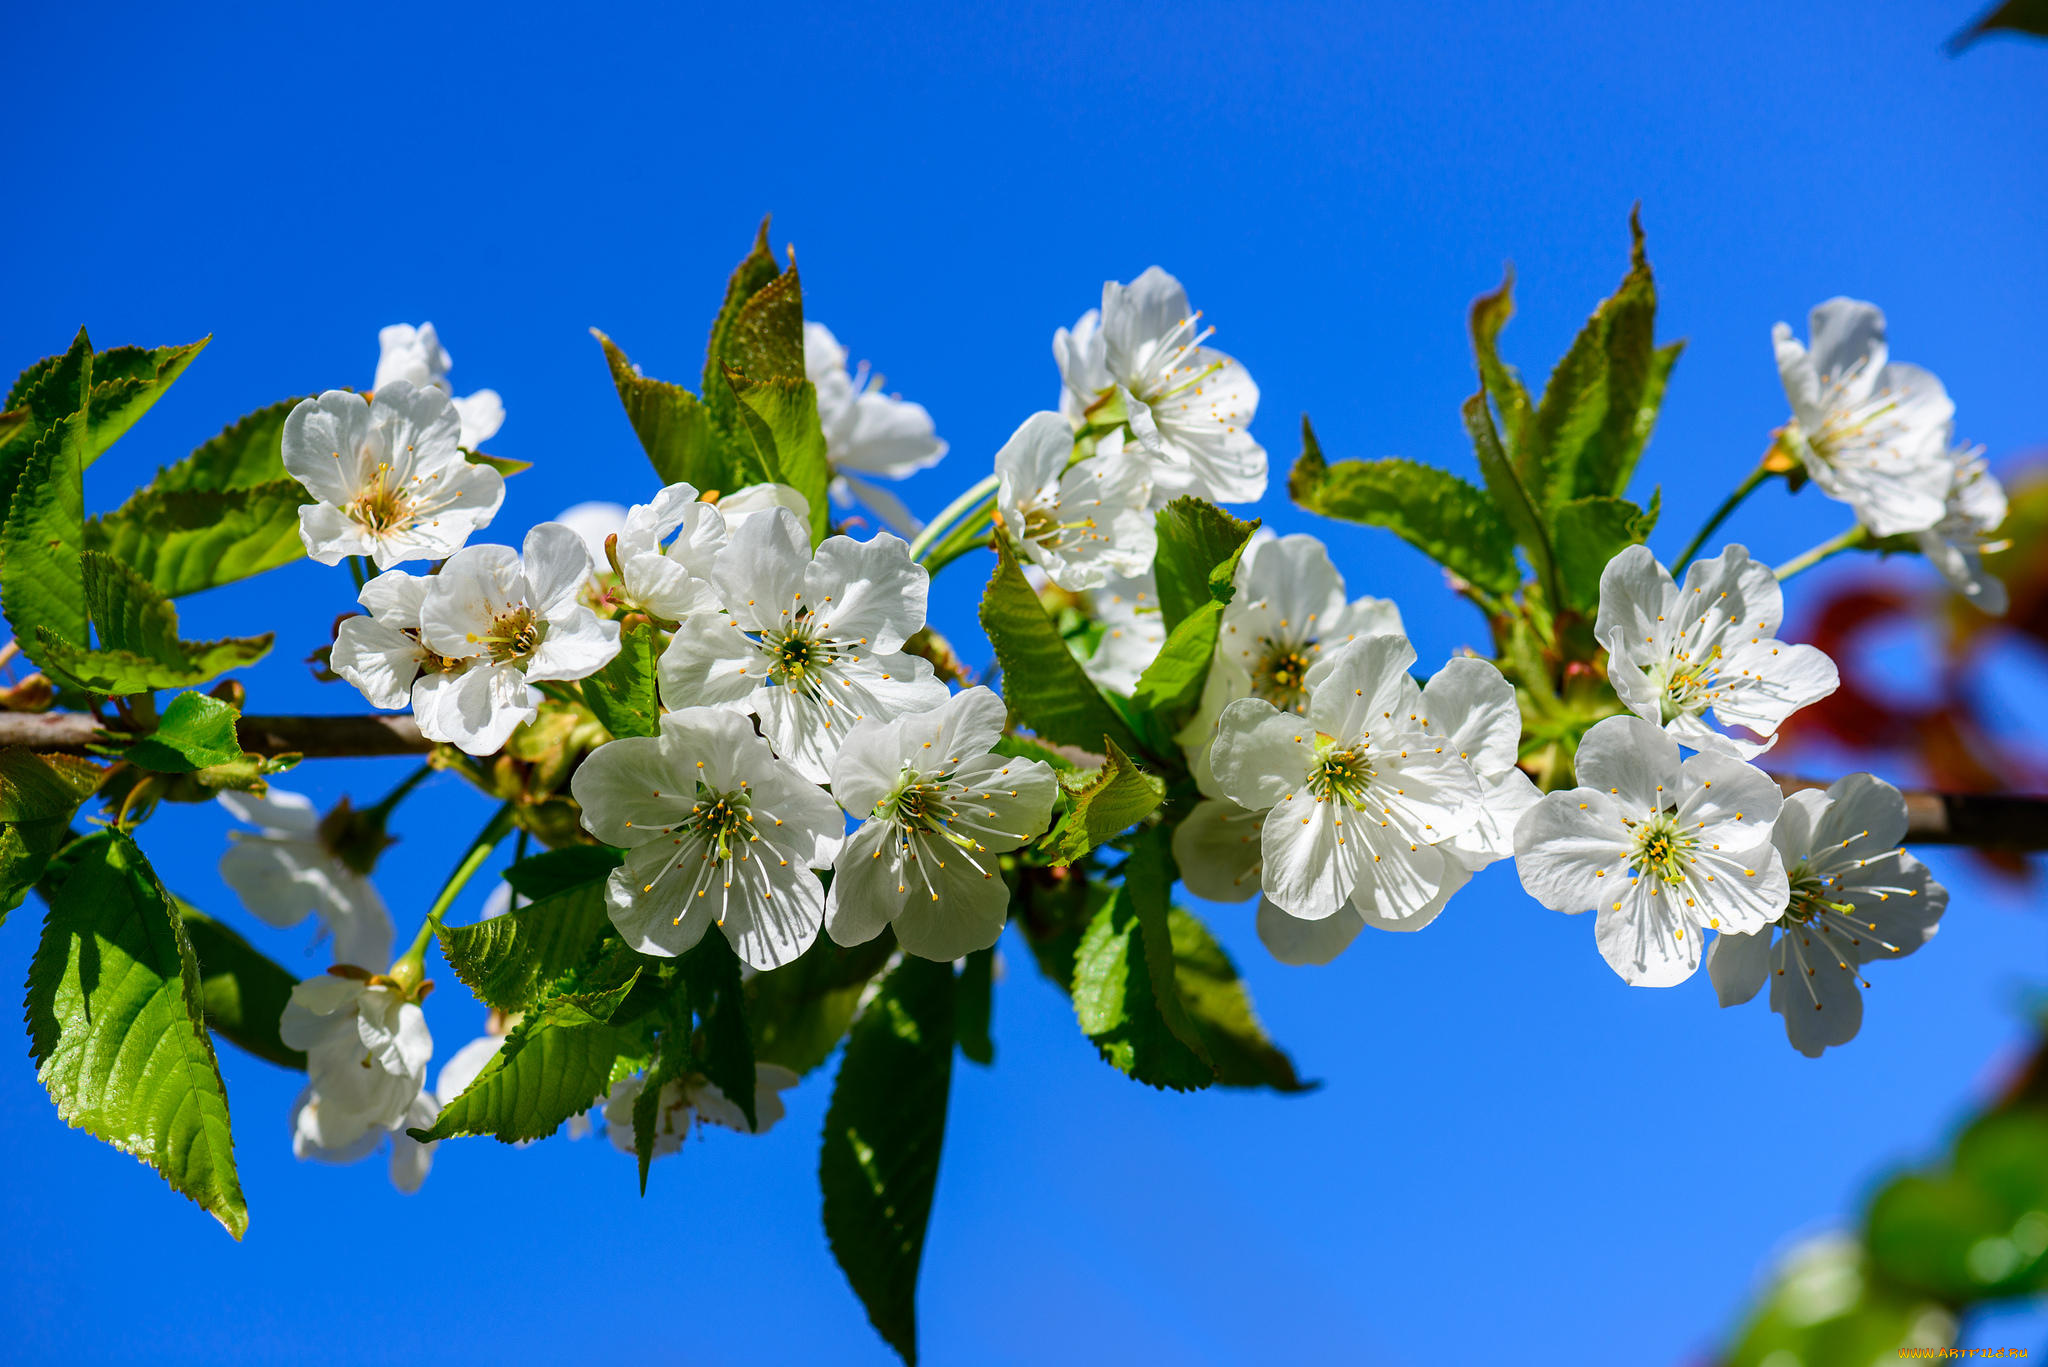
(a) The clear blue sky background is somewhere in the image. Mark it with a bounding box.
[3,3,2044,1363]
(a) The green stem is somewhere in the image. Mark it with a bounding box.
[348,555,370,592]
[1775,525,1869,582]
[1674,458,1773,574]
[920,504,998,577]
[387,800,518,989]
[909,473,1000,563]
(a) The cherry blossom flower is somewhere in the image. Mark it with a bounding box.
[656,507,949,782]
[569,706,844,969]
[1915,439,2009,615]
[375,322,504,450]
[280,972,432,1157]
[1514,714,1788,987]
[217,788,393,969]
[826,687,1058,960]
[1178,532,1402,792]
[1209,635,1485,927]
[807,321,946,536]
[993,413,1154,591]
[1055,266,1266,504]
[603,1063,802,1159]
[1773,298,1954,536]
[283,383,505,569]
[1707,773,1947,1056]
[1075,572,1166,694]
[1597,543,1839,758]
[606,482,730,620]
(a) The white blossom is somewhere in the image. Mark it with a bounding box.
[807,321,946,536]
[283,383,505,569]
[1915,440,2009,615]
[826,687,1058,960]
[656,507,949,782]
[410,523,623,754]
[280,972,432,1157]
[1209,635,1485,927]
[1055,266,1266,504]
[375,322,504,450]
[569,706,845,970]
[1707,773,1946,1056]
[1597,543,1839,758]
[993,413,1154,591]
[1514,714,1789,987]
[607,482,730,620]
[1773,298,1954,536]
[287,1085,439,1194]
[1076,572,1166,694]
[217,788,393,969]
[1178,532,1401,792]
[603,1063,802,1159]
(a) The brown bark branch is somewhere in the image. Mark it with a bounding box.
[1774,776,2048,852]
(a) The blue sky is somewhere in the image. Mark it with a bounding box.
[2,2,2045,1363]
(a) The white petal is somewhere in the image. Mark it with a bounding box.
[1574,714,1679,814]
[1707,928,1771,1007]
[1255,898,1365,966]
[332,617,425,710]
[1210,698,1311,811]
[1172,799,1265,904]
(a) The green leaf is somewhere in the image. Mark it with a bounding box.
[1166,907,1310,1092]
[84,479,304,597]
[1151,496,1257,632]
[501,844,623,901]
[179,907,305,1070]
[1551,495,1656,614]
[1049,738,1164,864]
[77,338,209,467]
[725,262,806,383]
[0,332,92,533]
[1469,268,1532,457]
[3,359,92,653]
[680,933,757,1133]
[36,552,272,695]
[821,954,955,1367]
[592,329,736,493]
[1072,829,1214,1091]
[1721,1240,1954,1367]
[749,935,896,1077]
[121,692,247,771]
[728,370,832,545]
[1127,599,1224,739]
[1290,418,1521,597]
[990,734,1082,773]
[1463,391,1559,610]
[702,218,785,436]
[1867,1109,2048,1302]
[581,619,661,739]
[632,1039,686,1196]
[465,450,530,477]
[416,992,632,1143]
[25,832,247,1237]
[150,397,298,494]
[0,750,98,920]
[439,876,615,1014]
[980,539,1140,756]
[954,947,994,1065]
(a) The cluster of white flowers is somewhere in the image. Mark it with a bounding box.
[280,970,437,1191]
[1774,297,2009,611]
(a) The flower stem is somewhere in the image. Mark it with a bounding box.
[919,504,998,576]
[1774,525,1869,582]
[348,555,370,592]
[908,473,1000,563]
[387,799,518,990]
[1673,458,1773,574]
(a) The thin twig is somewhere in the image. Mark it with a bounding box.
[1774,776,2048,852]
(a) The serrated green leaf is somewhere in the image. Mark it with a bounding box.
[1290,419,1521,597]
[1152,496,1257,632]
[179,906,304,1070]
[729,371,831,545]
[1463,391,1559,611]
[2,361,91,652]
[749,935,896,1077]
[0,819,75,923]
[703,218,784,436]
[726,263,806,381]
[592,329,737,493]
[36,552,272,694]
[581,620,661,739]
[1072,829,1214,1091]
[1050,738,1164,863]
[150,397,298,494]
[954,947,994,1065]
[78,338,209,467]
[501,844,623,901]
[633,1036,686,1196]
[1128,599,1224,737]
[0,747,102,822]
[438,877,615,1013]
[85,479,304,597]
[121,692,247,772]
[1470,267,1532,457]
[25,832,247,1237]
[1551,496,1655,614]
[821,953,955,1367]
[0,333,90,531]
[416,993,631,1143]
[680,933,757,1133]
[1166,907,1310,1092]
[981,539,1139,757]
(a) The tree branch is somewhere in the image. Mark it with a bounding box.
[1774,776,2048,852]
[0,710,428,758]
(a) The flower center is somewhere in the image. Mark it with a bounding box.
[348,461,412,533]
[1656,650,1722,722]
[681,782,752,861]
[1252,638,1317,713]
[481,605,547,665]
[1806,367,1912,467]
[1305,741,1374,808]
[1628,814,1697,887]
[762,617,840,695]
[1781,864,1854,925]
